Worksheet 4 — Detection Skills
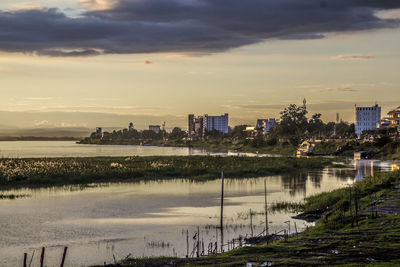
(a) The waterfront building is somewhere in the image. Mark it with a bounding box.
[188,113,229,137]
[204,113,229,134]
[354,104,381,137]
[382,106,400,129]
[256,118,276,135]
[95,127,102,138]
[128,122,134,131]
[149,125,161,134]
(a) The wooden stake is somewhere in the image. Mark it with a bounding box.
[250,209,254,237]
[23,253,27,267]
[264,179,269,236]
[60,247,68,267]
[220,171,224,252]
[186,230,189,258]
[40,247,45,267]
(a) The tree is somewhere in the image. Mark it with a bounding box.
[170,127,185,140]
[277,104,308,145]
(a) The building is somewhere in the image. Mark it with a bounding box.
[354,104,381,137]
[188,114,195,137]
[382,106,400,128]
[149,125,161,134]
[128,122,134,131]
[95,127,102,138]
[256,118,276,135]
[204,113,229,134]
[188,113,229,137]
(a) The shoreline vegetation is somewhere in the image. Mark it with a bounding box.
[107,170,400,267]
[0,156,337,189]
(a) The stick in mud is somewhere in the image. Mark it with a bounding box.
[186,229,189,258]
[220,171,224,252]
[23,253,27,267]
[264,179,269,237]
[40,247,45,267]
[28,249,35,267]
[250,209,254,238]
[60,247,68,267]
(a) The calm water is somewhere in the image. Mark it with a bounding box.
[0,160,395,267]
[0,141,264,158]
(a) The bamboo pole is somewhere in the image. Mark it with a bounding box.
[40,247,45,267]
[264,179,269,236]
[220,171,224,252]
[60,247,68,267]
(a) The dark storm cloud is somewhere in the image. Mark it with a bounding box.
[0,0,399,56]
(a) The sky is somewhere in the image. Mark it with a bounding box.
[0,0,400,131]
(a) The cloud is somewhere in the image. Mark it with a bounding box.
[332,55,376,61]
[311,84,359,93]
[33,119,51,126]
[0,0,399,56]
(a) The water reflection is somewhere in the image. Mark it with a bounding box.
[0,161,396,267]
[353,160,393,181]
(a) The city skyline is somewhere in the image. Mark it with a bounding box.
[0,0,399,130]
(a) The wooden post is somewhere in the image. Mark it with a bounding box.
[220,171,224,252]
[29,250,35,267]
[250,209,254,238]
[60,247,68,267]
[40,247,45,267]
[23,253,27,267]
[196,226,200,257]
[349,186,354,227]
[294,222,298,234]
[264,179,269,236]
[186,230,189,258]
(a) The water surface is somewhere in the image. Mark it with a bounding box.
[0,160,394,267]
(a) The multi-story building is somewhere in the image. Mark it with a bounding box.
[128,122,134,131]
[188,113,229,137]
[256,118,276,135]
[354,104,381,137]
[204,113,229,134]
[95,127,102,138]
[149,125,161,134]
[383,106,400,128]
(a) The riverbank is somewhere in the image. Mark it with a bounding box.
[0,156,336,189]
[111,170,400,266]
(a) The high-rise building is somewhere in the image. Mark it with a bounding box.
[204,113,229,134]
[354,104,381,136]
[188,114,195,136]
[188,113,229,137]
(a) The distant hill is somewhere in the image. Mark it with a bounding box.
[0,127,91,139]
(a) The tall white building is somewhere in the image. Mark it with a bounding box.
[354,104,381,137]
[204,113,229,134]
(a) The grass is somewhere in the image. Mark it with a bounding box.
[0,156,335,189]
[109,170,400,266]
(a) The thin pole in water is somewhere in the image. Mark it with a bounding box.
[23,253,27,267]
[250,209,254,238]
[186,230,189,258]
[60,247,68,267]
[220,171,224,252]
[264,179,269,237]
[40,247,45,267]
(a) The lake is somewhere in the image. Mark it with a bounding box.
[0,159,395,267]
[0,141,262,158]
